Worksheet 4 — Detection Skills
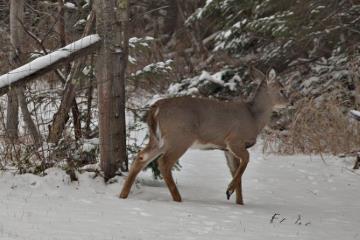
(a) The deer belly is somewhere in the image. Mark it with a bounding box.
[190,140,222,150]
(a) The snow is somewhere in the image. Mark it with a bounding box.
[0,34,100,89]
[128,55,137,64]
[168,83,182,95]
[224,74,240,91]
[128,36,154,48]
[64,2,77,10]
[144,36,154,41]
[195,0,215,19]
[350,110,360,120]
[199,70,225,86]
[209,71,225,85]
[81,138,99,153]
[199,71,212,81]
[0,144,359,239]
[351,109,360,117]
[135,60,173,76]
[74,19,86,27]
[187,87,199,95]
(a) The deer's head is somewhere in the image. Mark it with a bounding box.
[250,67,288,109]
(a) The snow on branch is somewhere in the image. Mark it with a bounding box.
[350,110,360,121]
[0,34,101,96]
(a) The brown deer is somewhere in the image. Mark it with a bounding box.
[120,67,287,205]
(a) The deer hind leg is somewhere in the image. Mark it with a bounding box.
[119,140,164,199]
[225,143,249,205]
[225,151,242,205]
[157,145,189,202]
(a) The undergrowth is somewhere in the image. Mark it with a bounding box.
[263,98,360,155]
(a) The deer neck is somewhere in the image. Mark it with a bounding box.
[248,82,273,133]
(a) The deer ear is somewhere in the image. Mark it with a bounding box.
[267,68,277,83]
[250,66,266,81]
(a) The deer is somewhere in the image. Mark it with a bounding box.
[119,67,288,205]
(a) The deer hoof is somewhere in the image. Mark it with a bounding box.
[236,199,244,205]
[226,189,234,200]
[119,192,128,199]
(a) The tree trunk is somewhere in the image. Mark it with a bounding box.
[85,55,95,138]
[163,0,178,42]
[6,0,23,142]
[115,0,129,172]
[176,0,206,55]
[57,0,67,47]
[354,153,360,170]
[71,102,82,141]
[95,0,129,180]
[17,87,41,146]
[8,0,41,146]
[6,90,19,141]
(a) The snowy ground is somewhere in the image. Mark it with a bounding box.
[0,145,359,240]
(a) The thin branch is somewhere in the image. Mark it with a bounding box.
[17,17,66,84]
[130,5,169,22]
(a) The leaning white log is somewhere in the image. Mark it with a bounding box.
[0,34,101,96]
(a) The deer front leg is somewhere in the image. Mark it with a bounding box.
[225,144,249,205]
[225,151,242,205]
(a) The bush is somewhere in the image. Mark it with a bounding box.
[263,98,360,155]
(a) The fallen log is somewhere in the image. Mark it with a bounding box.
[0,34,101,96]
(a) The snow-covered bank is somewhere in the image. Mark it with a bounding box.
[0,146,359,240]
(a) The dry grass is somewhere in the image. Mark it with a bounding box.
[264,98,360,155]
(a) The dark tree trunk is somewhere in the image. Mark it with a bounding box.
[85,55,95,138]
[6,0,22,142]
[6,90,19,141]
[95,0,129,180]
[163,0,178,41]
[8,0,41,146]
[71,101,82,141]
[115,0,129,172]
[17,87,41,146]
[354,153,360,170]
